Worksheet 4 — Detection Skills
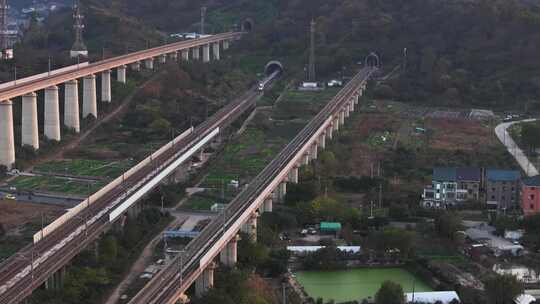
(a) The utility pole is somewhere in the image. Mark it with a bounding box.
[281,281,287,304]
[378,183,383,209]
[308,19,316,82]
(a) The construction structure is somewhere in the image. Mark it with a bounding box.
[200,6,207,35]
[0,0,13,60]
[307,19,316,82]
[70,0,88,58]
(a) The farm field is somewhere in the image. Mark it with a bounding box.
[34,159,133,179]
[8,176,106,196]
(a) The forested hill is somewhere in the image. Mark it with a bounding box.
[118,0,540,110]
[5,0,540,110]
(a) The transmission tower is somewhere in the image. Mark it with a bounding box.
[308,19,316,82]
[70,0,88,58]
[0,0,12,60]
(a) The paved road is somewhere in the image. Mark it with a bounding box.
[494,119,538,177]
[0,190,82,207]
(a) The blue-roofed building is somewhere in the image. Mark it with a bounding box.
[486,169,521,210]
[423,167,481,207]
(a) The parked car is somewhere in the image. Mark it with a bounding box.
[4,194,16,200]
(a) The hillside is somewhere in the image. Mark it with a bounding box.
[116,0,540,110]
[2,0,540,111]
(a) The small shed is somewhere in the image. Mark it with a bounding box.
[319,222,342,233]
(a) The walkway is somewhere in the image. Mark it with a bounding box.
[494,119,538,177]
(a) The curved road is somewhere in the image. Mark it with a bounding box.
[494,119,538,177]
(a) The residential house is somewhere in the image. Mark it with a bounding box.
[422,167,481,207]
[486,170,520,210]
[456,167,482,201]
[522,175,540,216]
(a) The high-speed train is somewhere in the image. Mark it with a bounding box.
[258,69,281,91]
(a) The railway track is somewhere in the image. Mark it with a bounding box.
[129,67,374,304]
[0,87,260,304]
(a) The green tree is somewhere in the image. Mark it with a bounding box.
[375,281,406,304]
[435,212,462,239]
[521,123,540,153]
[373,228,416,259]
[484,274,523,304]
[99,235,118,266]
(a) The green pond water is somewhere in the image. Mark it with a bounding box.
[296,268,433,303]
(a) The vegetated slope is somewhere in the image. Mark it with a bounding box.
[0,0,162,82]
[123,0,540,110]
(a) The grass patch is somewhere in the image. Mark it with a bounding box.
[182,195,216,211]
[9,176,106,196]
[34,159,133,178]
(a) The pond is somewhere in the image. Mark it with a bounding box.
[295,268,433,303]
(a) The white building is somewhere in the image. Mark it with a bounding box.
[406,291,460,304]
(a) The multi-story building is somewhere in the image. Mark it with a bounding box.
[522,175,540,216]
[456,167,482,201]
[486,169,521,210]
[422,167,481,207]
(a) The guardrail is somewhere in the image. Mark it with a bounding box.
[33,127,194,243]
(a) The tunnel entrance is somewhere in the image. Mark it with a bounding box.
[365,52,381,69]
[264,61,284,76]
[241,18,254,32]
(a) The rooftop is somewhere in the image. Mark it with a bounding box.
[456,167,481,182]
[320,222,342,230]
[406,291,460,304]
[523,175,540,187]
[433,167,481,182]
[487,169,521,182]
[433,167,457,182]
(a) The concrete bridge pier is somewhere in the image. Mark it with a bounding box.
[192,47,200,60]
[303,152,310,166]
[181,49,189,61]
[159,54,167,64]
[350,100,355,112]
[278,182,287,202]
[130,61,141,71]
[263,197,273,212]
[310,143,318,160]
[241,213,258,242]
[45,267,66,290]
[21,92,39,149]
[354,95,359,105]
[0,100,15,169]
[117,65,127,84]
[345,104,350,118]
[339,111,345,126]
[320,133,326,149]
[195,262,216,298]
[333,117,340,132]
[219,235,239,267]
[288,166,299,184]
[203,44,210,63]
[64,80,80,133]
[223,40,230,50]
[212,42,220,60]
[101,70,112,103]
[144,58,154,70]
[44,85,61,141]
[326,125,334,141]
[83,74,98,119]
